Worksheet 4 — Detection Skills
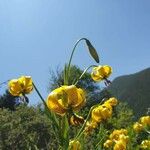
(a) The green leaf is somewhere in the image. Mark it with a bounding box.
[64,64,68,85]
[85,39,100,63]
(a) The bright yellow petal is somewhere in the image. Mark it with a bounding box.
[114,140,126,150]
[72,88,86,111]
[91,107,102,123]
[91,67,103,81]
[102,65,112,78]
[140,116,150,126]
[63,85,78,106]
[18,76,33,94]
[8,79,22,96]
[104,97,118,106]
[46,89,67,116]
[91,71,103,81]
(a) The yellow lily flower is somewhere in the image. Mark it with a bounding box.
[113,140,127,150]
[91,103,112,123]
[91,65,112,82]
[109,129,128,141]
[104,97,118,106]
[46,85,86,116]
[133,122,143,132]
[69,140,81,150]
[140,140,150,149]
[140,116,150,126]
[91,106,103,123]
[8,76,33,96]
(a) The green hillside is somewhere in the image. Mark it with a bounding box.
[107,68,150,118]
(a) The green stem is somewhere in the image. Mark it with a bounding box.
[73,65,97,85]
[33,82,59,130]
[33,82,46,105]
[145,129,150,134]
[95,136,105,150]
[75,99,106,139]
[0,79,10,87]
[66,38,87,85]
[75,105,95,139]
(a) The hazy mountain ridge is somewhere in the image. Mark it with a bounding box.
[107,68,150,117]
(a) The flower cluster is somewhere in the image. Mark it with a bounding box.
[133,115,150,133]
[140,140,150,149]
[8,76,33,96]
[104,129,129,150]
[85,97,118,135]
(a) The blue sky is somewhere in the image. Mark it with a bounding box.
[0,0,150,105]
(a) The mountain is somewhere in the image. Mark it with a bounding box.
[107,68,150,117]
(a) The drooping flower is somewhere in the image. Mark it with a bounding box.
[140,116,150,126]
[109,129,128,141]
[69,140,81,150]
[91,97,117,124]
[46,85,86,116]
[91,104,112,122]
[113,140,127,150]
[91,65,112,82]
[133,122,143,132]
[8,76,33,96]
[104,97,118,106]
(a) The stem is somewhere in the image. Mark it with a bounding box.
[66,38,87,85]
[33,82,59,129]
[33,82,46,106]
[75,105,95,139]
[145,129,150,134]
[95,135,105,149]
[73,65,97,85]
[0,79,10,87]
[75,99,106,139]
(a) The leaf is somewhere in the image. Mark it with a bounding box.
[85,39,100,63]
[64,64,68,85]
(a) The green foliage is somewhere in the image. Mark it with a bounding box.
[0,105,58,150]
[0,90,18,110]
[107,102,134,129]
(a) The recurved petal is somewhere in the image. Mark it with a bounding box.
[91,71,103,81]
[8,79,22,96]
[91,107,102,123]
[63,85,78,106]
[72,88,86,111]
[18,76,33,94]
[104,97,118,106]
[46,91,67,116]
[102,65,112,78]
